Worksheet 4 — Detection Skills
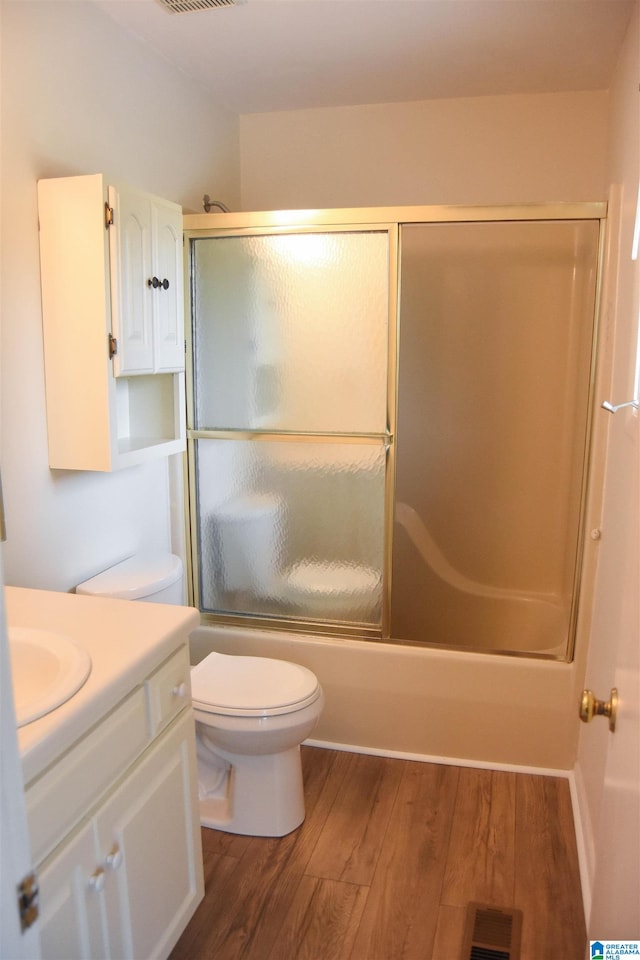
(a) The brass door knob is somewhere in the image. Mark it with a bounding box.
[580,688,618,732]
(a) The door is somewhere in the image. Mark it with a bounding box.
[109,184,154,376]
[152,198,184,373]
[187,227,390,631]
[110,186,184,377]
[37,821,107,960]
[393,219,599,656]
[96,713,202,960]
[584,185,639,935]
[0,545,42,959]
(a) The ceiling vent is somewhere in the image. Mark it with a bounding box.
[154,0,240,13]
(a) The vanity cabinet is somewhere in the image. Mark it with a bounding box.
[37,174,186,471]
[27,647,204,960]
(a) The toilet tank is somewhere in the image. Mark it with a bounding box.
[212,494,284,595]
[76,552,185,604]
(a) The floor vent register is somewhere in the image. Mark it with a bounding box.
[461,903,523,960]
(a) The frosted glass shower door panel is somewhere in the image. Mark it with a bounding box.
[195,439,385,624]
[191,232,389,432]
[392,220,599,652]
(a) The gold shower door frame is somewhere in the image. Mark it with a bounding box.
[182,202,606,660]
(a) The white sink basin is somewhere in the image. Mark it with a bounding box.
[8,626,92,727]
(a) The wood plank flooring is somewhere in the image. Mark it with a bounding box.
[170,746,586,960]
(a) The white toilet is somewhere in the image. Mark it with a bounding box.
[76,550,325,838]
[212,494,381,621]
[76,551,185,603]
[282,559,381,620]
[191,651,323,837]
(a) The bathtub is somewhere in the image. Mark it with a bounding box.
[189,622,582,772]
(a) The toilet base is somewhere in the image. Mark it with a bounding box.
[199,744,306,837]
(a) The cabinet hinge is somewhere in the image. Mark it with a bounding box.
[17,872,39,931]
[105,203,114,228]
[108,333,118,359]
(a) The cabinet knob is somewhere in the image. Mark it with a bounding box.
[105,844,123,871]
[88,867,105,893]
[161,278,170,290]
[148,276,161,289]
[172,681,187,698]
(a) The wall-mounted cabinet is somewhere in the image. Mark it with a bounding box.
[38,174,186,471]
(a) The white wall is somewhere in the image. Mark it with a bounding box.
[0,0,239,591]
[240,90,608,210]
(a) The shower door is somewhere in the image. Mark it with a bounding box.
[185,205,603,659]
[186,227,393,634]
[391,219,600,655]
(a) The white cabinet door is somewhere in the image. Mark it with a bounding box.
[110,186,184,377]
[110,184,154,376]
[96,713,203,960]
[38,821,108,960]
[152,198,185,373]
[0,548,41,960]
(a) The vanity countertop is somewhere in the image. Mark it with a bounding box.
[6,586,200,785]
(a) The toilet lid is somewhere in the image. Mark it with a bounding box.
[76,553,182,600]
[190,652,321,717]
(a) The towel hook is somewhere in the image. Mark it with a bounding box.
[601,399,638,414]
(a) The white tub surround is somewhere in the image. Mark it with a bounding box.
[6,587,203,960]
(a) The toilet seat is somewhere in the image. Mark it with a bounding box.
[191,651,321,718]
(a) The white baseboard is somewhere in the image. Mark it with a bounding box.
[304,737,573,778]
[569,762,596,929]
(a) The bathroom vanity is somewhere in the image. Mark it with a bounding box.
[6,587,203,960]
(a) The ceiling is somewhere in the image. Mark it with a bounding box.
[96,0,635,114]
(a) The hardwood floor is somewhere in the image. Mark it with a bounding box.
[170,746,586,960]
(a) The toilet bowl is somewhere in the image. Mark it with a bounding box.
[191,651,324,837]
[282,560,381,620]
[77,552,324,839]
[211,494,381,621]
